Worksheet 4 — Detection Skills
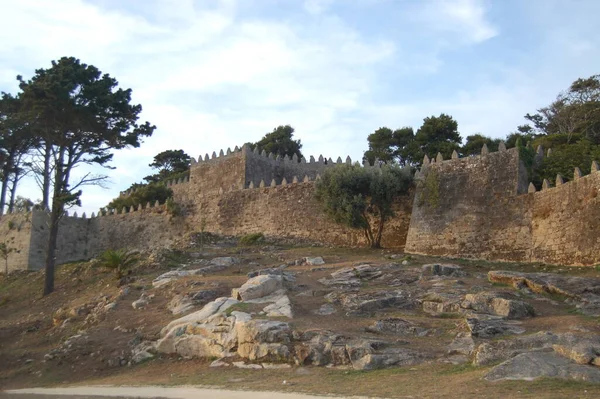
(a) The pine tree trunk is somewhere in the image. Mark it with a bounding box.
[8,172,19,213]
[43,204,61,295]
[43,148,65,296]
[0,174,8,216]
[41,142,52,210]
[373,214,386,249]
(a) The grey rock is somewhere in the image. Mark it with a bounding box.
[319,264,383,286]
[422,264,466,277]
[366,318,428,337]
[314,303,337,316]
[448,333,475,356]
[305,257,325,266]
[168,295,195,315]
[462,291,535,319]
[210,257,239,267]
[488,270,600,317]
[326,290,417,316]
[232,275,283,301]
[473,331,560,366]
[132,298,148,310]
[465,314,526,338]
[485,351,600,382]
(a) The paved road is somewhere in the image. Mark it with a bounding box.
[2,386,366,399]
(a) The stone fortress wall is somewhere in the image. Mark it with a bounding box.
[405,145,600,266]
[2,142,600,272]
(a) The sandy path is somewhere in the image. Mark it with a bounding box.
[2,386,372,399]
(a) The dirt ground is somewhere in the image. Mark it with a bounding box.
[1,242,600,399]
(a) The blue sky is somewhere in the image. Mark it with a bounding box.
[1,0,599,213]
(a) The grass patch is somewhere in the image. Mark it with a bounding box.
[224,302,253,316]
[437,363,478,375]
[437,312,462,319]
[239,233,265,246]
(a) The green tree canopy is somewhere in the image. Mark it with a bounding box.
[524,75,600,144]
[106,182,173,212]
[414,114,462,161]
[315,164,413,248]
[17,56,155,295]
[250,125,303,159]
[462,134,501,156]
[144,149,191,183]
[363,127,416,166]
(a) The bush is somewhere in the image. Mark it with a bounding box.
[96,249,138,279]
[106,183,173,212]
[315,164,413,248]
[239,232,265,246]
[165,198,182,216]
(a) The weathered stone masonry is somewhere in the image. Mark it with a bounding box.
[2,143,600,271]
[405,147,600,266]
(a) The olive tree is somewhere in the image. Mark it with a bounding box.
[315,164,413,248]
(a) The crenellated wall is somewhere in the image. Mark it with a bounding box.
[5,141,600,272]
[530,163,600,266]
[405,147,534,262]
[405,145,600,266]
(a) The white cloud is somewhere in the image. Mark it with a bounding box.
[1,0,597,216]
[303,0,336,15]
[418,0,498,44]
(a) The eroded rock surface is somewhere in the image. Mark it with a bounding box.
[461,291,535,319]
[485,351,600,382]
[232,275,283,301]
[488,271,600,316]
[366,318,428,337]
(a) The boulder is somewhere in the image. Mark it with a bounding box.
[326,290,417,316]
[488,270,600,316]
[473,331,560,366]
[210,257,239,267]
[484,351,600,382]
[447,333,475,356]
[319,265,382,287]
[305,257,325,266]
[465,314,525,338]
[168,295,195,315]
[366,318,428,337]
[422,264,466,277]
[263,295,293,318]
[314,303,337,316]
[552,334,600,365]
[161,297,239,335]
[156,311,249,357]
[421,292,463,315]
[462,291,535,319]
[232,275,283,301]
[235,319,292,361]
[132,298,148,310]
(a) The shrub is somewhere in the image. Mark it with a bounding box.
[96,249,138,279]
[315,164,413,248]
[165,198,182,216]
[106,183,173,212]
[239,232,265,246]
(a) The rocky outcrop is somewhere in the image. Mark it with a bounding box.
[232,275,283,301]
[488,271,600,316]
[465,314,525,338]
[422,264,466,277]
[325,290,417,316]
[319,265,382,287]
[153,257,240,287]
[473,331,561,366]
[461,291,535,319]
[366,318,428,337]
[485,351,600,382]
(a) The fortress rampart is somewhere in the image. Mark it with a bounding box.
[2,142,600,272]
